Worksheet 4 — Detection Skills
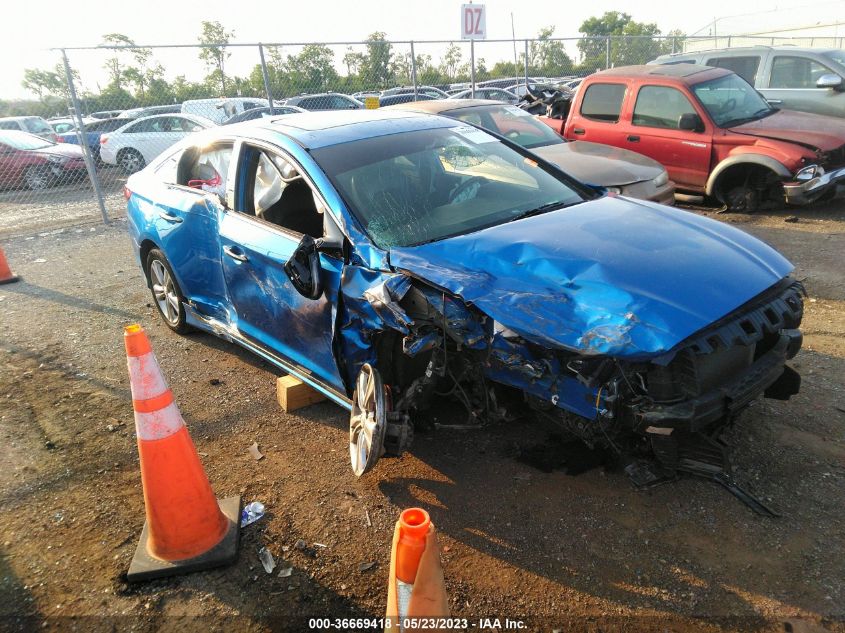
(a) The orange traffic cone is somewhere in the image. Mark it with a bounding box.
[124,323,240,582]
[0,246,19,284]
[385,508,449,632]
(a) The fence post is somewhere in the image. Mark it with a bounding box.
[410,41,419,101]
[258,43,274,105]
[605,36,611,69]
[61,49,109,226]
[524,39,529,87]
[470,39,476,98]
[728,35,732,48]
[672,36,676,54]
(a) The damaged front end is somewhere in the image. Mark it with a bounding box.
[340,258,804,511]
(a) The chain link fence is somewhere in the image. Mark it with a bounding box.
[0,34,842,233]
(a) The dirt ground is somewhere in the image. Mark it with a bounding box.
[0,198,843,632]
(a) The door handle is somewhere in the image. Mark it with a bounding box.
[572,127,585,135]
[627,135,640,142]
[158,210,182,223]
[767,99,783,105]
[223,246,249,262]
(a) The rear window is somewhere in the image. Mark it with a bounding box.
[706,56,761,84]
[579,83,627,122]
[24,118,52,133]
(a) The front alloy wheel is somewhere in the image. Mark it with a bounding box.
[349,364,387,477]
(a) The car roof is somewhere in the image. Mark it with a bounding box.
[247,109,458,149]
[657,45,843,59]
[596,64,729,82]
[386,98,506,115]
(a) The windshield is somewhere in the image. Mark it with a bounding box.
[449,105,564,149]
[692,73,773,127]
[312,125,590,248]
[0,131,53,150]
[823,50,845,67]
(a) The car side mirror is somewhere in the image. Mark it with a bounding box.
[678,113,705,133]
[816,73,843,90]
[284,234,323,299]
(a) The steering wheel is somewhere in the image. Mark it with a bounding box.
[719,98,736,114]
[448,176,485,204]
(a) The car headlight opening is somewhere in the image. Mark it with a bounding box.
[795,164,823,182]
[652,171,669,187]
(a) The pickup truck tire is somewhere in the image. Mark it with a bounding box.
[714,164,783,212]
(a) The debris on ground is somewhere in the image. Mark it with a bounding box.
[358,561,376,572]
[248,442,264,461]
[784,216,799,223]
[278,563,293,578]
[240,501,266,527]
[257,546,276,574]
[294,539,307,551]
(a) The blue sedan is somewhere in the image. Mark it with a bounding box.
[125,110,803,497]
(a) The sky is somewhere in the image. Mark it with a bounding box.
[2,0,843,99]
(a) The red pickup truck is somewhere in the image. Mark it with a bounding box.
[546,64,845,210]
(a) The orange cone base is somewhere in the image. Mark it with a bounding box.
[126,496,241,583]
[0,274,19,285]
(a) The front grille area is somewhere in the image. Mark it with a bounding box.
[646,280,804,403]
[683,280,804,356]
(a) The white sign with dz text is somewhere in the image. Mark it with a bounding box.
[460,4,486,40]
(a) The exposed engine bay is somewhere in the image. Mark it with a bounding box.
[350,272,804,514]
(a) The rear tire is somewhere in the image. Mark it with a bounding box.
[118,148,145,175]
[145,249,190,334]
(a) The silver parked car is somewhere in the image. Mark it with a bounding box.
[651,46,845,118]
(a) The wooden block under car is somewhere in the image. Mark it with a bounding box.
[276,375,327,412]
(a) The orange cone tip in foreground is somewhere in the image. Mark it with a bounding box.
[396,508,430,584]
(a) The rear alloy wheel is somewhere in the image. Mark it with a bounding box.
[349,363,388,477]
[24,166,50,190]
[146,249,189,334]
[118,148,145,175]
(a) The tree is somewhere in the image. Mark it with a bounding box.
[361,32,393,89]
[440,43,463,80]
[528,27,573,77]
[287,44,338,93]
[343,47,366,76]
[577,12,670,70]
[198,21,234,94]
[22,68,64,101]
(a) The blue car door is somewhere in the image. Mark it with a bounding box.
[218,142,346,393]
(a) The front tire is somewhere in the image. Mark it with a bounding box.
[24,166,50,190]
[118,148,145,175]
[145,249,189,334]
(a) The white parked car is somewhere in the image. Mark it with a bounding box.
[181,97,269,124]
[99,114,215,174]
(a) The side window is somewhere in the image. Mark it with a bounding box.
[154,150,183,183]
[177,117,204,133]
[125,120,152,134]
[0,121,19,130]
[331,95,355,109]
[301,96,333,110]
[769,56,834,88]
[706,56,761,84]
[176,144,233,196]
[633,86,698,129]
[239,146,324,238]
[579,83,627,122]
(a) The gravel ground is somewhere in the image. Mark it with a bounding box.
[0,199,843,632]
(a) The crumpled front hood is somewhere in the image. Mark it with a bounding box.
[731,110,845,152]
[533,140,665,186]
[389,197,794,358]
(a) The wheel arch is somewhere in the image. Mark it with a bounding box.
[705,154,791,199]
[139,239,160,285]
